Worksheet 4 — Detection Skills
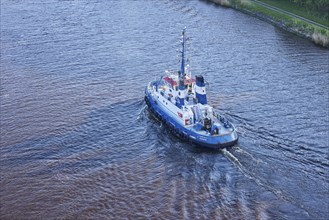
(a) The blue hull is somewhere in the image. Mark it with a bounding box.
[145,89,238,149]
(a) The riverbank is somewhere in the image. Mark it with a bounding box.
[208,0,329,48]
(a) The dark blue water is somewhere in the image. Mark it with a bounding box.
[1,0,328,219]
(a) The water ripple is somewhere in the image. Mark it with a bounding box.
[1,0,328,219]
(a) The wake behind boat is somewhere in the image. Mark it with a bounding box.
[145,29,238,149]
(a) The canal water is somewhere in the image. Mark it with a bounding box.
[1,0,328,219]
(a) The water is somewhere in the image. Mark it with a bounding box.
[1,0,328,219]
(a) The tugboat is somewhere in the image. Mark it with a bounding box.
[144,29,238,149]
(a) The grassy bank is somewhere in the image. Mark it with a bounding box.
[209,0,329,48]
[258,0,329,27]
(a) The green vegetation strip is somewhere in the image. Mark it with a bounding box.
[210,0,329,47]
[257,0,329,27]
[242,1,328,32]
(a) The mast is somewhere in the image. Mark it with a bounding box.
[177,28,187,109]
[180,28,186,77]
